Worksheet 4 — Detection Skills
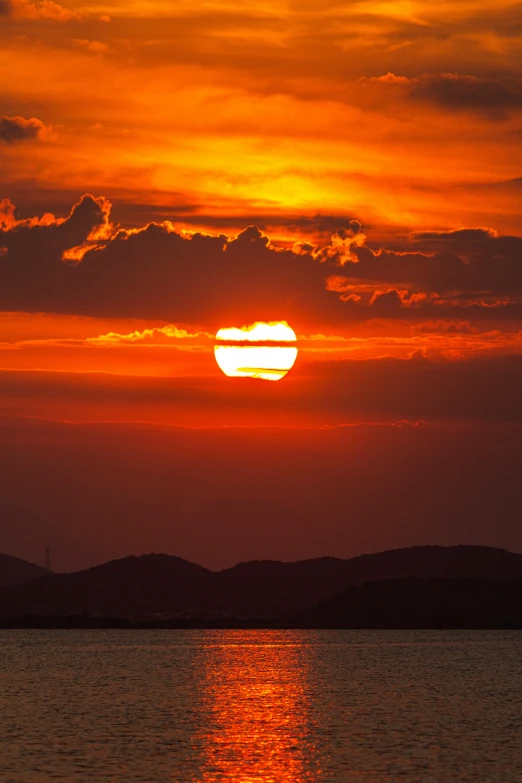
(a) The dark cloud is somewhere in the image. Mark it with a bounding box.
[0,115,46,143]
[1,193,109,249]
[0,1,10,16]
[1,194,522,325]
[410,74,522,120]
[0,195,343,326]
[282,216,362,240]
[365,73,522,120]
[345,228,522,302]
[412,228,498,244]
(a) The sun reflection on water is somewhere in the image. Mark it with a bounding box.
[194,632,319,782]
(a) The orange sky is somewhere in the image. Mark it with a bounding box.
[3,0,522,570]
[2,0,521,234]
[1,0,522,425]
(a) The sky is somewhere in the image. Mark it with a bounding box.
[1,0,522,568]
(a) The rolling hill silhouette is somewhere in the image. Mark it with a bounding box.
[0,553,49,588]
[1,544,522,620]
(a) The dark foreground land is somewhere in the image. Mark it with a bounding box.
[1,577,522,630]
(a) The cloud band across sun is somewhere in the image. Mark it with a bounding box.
[214,322,298,381]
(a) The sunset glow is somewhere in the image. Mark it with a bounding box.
[2,3,522,782]
[1,0,522,577]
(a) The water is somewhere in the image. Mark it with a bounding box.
[1,630,521,782]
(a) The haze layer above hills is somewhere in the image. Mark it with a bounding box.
[3,419,522,572]
[0,506,112,573]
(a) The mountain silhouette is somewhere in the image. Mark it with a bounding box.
[0,553,49,588]
[0,506,112,572]
[1,544,522,620]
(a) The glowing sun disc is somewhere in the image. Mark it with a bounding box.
[214,321,298,381]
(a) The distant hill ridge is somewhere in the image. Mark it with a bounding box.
[0,552,49,588]
[1,544,522,619]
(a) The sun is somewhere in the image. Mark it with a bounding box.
[214,322,298,381]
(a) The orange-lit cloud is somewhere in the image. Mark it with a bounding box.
[6,0,80,20]
[88,324,213,346]
[1,0,521,236]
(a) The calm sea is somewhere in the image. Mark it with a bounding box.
[1,630,521,782]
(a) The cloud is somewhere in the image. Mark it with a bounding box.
[364,72,522,120]
[0,116,46,143]
[73,39,109,54]
[108,208,364,245]
[7,0,80,20]
[340,228,522,303]
[410,73,522,120]
[1,195,522,326]
[87,325,213,346]
[0,196,336,325]
[411,227,499,244]
[364,73,415,85]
